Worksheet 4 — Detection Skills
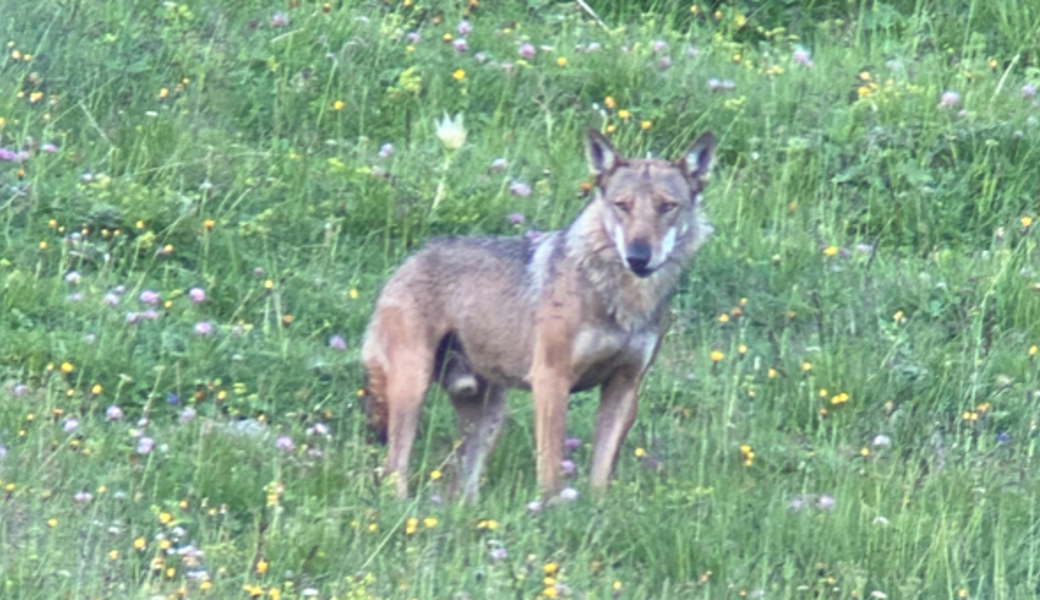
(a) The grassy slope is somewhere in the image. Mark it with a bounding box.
[2,0,1040,598]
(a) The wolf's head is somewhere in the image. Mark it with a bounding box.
[586,130,716,277]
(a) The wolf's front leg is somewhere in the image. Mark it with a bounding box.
[589,366,641,493]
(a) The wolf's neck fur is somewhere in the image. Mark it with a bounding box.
[561,203,710,331]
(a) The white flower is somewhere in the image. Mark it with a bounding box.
[435,113,467,150]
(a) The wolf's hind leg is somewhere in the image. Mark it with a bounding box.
[449,383,507,503]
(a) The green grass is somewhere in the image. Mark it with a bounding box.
[2,0,1040,598]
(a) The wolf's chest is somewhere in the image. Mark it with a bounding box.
[568,325,658,392]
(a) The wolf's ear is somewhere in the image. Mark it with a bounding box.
[586,129,619,176]
[678,132,716,180]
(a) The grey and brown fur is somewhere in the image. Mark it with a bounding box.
[362,129,717,500]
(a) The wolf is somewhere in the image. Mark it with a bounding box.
[362,129,716,501]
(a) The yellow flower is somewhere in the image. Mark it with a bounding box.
[831,393,849,405]
[264,279,274,290]
[556,57,567,67]
[739,444,754,466]
[256,559,269,574]
[133,537,146,550]
[158,511,173,525]
[1021,216,1033,228]
[604,96,616,110]
[92,384,103,395]
[767,368,778,379]
[429,469,442,481]
[823,245,838,257]
[405,518,418,534]
[453,68,466,81]
[108,550,119,560]
[617,109,630,120]
[200,580,212,591]
[710,350,725,362]
[47,518,57,527]
[737,344,747,355]
[349,288,359,299]
[893,310,905,323]
[60,362,74,374]
[269,588,281,600]
[613,581,623,591]
[543,562,559,576]
[332,99,344,111]
[801,361,812,372]
[634,447,646,457]
[640,120,652,130]
[717,313,730,324]
[860,447,870,457]
[442,33,453,43]
[542,587,558,598]
[243,584,264,598]
[476,519,499,530]
[1030,345,1037,357]
[423,517,438,528]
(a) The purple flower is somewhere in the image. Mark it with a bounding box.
[329,335,347,350]
[507,213,525,226]
[938,90,960,109]
[103,293,120,307]
[271,11,289,27]
[113,285,126,295]
[64,271,81,284]
[41,143,58,153]
[378,143,394,158]
[188,287,206,304]
[139,290,160,305]
[141,309,159,321]
[509,181,531,197]
[179,407,197,424]
[126,312,140,325]
[560,459,575,475]
[564,437,582,450]
[406,31,420,44]
[657,56,672,70]
[489,548,507,560]
[167,393,179,406]
[792,48,813,67]
[0,147,27,162]
[306,423,330,437]
[518,43,535,60]
[13,383,28,397]
[63,418,79,433]
[652,40,667,54]
[453,38,468,53]
[193,321,213,336]
[1022,84,1037,99]
[136,436,155,455]
[106,405,124,421]
[276,436,294,452]
[558,487,578,501]
[73,490,93,504]
[490,157,508,171]
[456,20,471,35]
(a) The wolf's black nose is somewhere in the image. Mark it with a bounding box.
[626,241,653,276]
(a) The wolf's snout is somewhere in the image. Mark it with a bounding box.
[625,241,653,277]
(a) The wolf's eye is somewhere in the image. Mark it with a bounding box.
[658,202,679,214]
[613,201,630,213]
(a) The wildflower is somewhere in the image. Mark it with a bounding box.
[67,292,83,303]
[13,383,28,396]
[42,142,57,153]
[194,321,213,336]
[739,444,754,466]
[139,290,160,305]
[507,212,525,225]
[603,96,616,110]
[801,361,812,372]
[103,293,120,307]
[453,38,468,53]
[823,245,838,257]
[60,361,74,374]
[275,436,294,452]
[872,434,891,447]
[73,490,92,504]
[560,459,575,475]
[271,11,289,27]
[658,56,671,69]
[564,437,582,449]
[423,517,437,528]
[652,40,667,53]
[378,143,394,158]
[489,547,508,560]
[1022,84,1037,99]
[816,494,836,511]
[406,31,420,44]
[332,100,344,111]
[1030,345,1038,357]
[188,287,205,304]
[1021,216,1033,229]
[476,519,499,529]
[792,47,813,67]
[556,56,567,67]
[617,109,630,120]
[710,350,725,362]
[938,90,960,109]
[435,113,467,150]
[65,271,81,284]
[457,20,471,35]
[106,405,123,420]
[179,407,197,424]
[405,518,418,534]
[491,157,508,170]
[641,120,652,131]
[558,487,579,501]
[429,469,442,481]
[136,437,155,455]
[329,334,347,350]
[453,68,466,81]
[91,383,103,395]
[518,43,535,59]
[509,181,532,197]
[256,559,269,574]
[527,500,543,512]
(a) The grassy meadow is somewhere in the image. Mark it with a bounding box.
[3,0,1040,597]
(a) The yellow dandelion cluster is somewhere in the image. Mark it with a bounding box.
[476,519,498,530]
[830,393,849,405]
[710,350,725,363]
[739,444,754,466]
